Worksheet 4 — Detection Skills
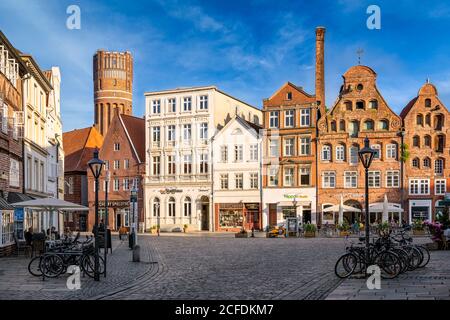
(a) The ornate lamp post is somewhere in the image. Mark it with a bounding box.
[87,149,104,281]
[358,137,376,266]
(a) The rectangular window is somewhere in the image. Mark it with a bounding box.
[300,109,310,126]
[336,145,345,161]
[299,167,310,186]
[285,110,294,127]
[114,160,120,170]
[435,179,446,195]
[1,103,8,134]
[249,144,258,161]
[68,176,74,194]
[299,137,310,155]
[284,138,295,156]
[152,156,160,175]
[200,122,208,140]
[167,125,176,141]
[199,154,208,174]
[344,171,358,188]
[152,99,161,114]
[152,127,160,143]
[199,95,208,110]
[284,167,294,187]
[435,160,444,175]
[104,160,109,171]
[234,145,243,162]
[183,154,192,174]
[371,144,381,159]
[123,178,129,191]
[168,98,176,113]
[409,179,430,195]
[386,170,400,188]
[167,155,176,175]
[322,172,336,188]
[250,173,258,189]
[220,174,229,189]
[124,159,130,169]
[183,97,192,111]
[386,144,397,159]
[269,139,279,157]
[114,143,120,151]
[268,166,279,187]
[368,171,381,188]
[349,146,359,165]
[220,146,228,162]
[235,173,243,189]
[113,178,120,191]
[269,111,279,128]
[183,124,191,142]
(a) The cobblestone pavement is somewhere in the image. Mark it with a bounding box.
[0,234,447,300]
[326,248,450,300]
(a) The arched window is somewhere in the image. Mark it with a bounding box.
[435,158,444,175]
[330,120,337,132]
[423,157,431,168]
[339,120,346,131]
[336,144,345,161]
[322,145,331,161]
[344,101,352,111]
[153,198,160,217]
[168,197,176,217]
[184,197,192,216]
[425,98,431,108]
[356,101,365,109]
[253,115,260,125]
[412,158,420,168]
[364,120,374,131]
[434,114,444,131]
[349,121,359,137]
[369,100,378,109]
[425,114,431,126]
[349,145,359,165]
[416,114,423,126]
[435,135,445,153]
[424,135,431,147]
[413,135,420,147]
[379,120,389,130]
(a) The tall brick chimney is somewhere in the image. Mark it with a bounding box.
[315,27,326,118]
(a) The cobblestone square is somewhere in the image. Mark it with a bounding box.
[0,234,448,300]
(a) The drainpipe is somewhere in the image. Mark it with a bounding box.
[210,136,215,232]
[259,132,264,231]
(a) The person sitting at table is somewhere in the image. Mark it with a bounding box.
[50,226,60,240]
[25,227,33,246]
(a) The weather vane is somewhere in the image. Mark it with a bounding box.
[357,48,364,65]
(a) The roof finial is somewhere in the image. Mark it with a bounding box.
[356,48,364,65]
[426,77,430,84]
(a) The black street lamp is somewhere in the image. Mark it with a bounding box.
[358,137,376,267]
[87,148,104,281]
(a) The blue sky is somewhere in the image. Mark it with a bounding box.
[0,0,449,131]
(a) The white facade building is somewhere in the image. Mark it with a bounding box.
[144,86,261,231]
[212,116,262,232]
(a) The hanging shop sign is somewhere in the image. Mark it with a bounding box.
[99,200,130,208]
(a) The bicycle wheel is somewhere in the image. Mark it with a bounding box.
[391,248,408,274]
[375,251,401,279]
[335,253,357,278]
[28,256,43,277]
[40,254,65,278]
[416,245,430,268]
[81,254,105,278]
[404,246,422,271]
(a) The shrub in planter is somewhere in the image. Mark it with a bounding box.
[183,224,189,233]
[235,227,248,238]
[337,222,350,236]
[304,224,316,237]
[412,219,425,235]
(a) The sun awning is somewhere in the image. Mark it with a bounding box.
[369,203,404,212]
[322,204,361,213]
[11,197,89,211]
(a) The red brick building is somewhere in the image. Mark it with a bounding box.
[401,81,450,223]
[317,65,403,225]
[87,112,145,232]
[63,126,103,231]
[0,31,28,255]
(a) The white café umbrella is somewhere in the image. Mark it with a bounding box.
[322,195,362,224]
[12,197,89,232]
[369,195,404,223]
[382,194,389,223]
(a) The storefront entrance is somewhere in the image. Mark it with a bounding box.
[200,196,209,231]
[116,212,122,230]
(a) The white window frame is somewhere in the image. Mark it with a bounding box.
[249,144,258,161]
[336,145,345,161]
[199,95,208,110]
[268,166,279,187]
[300,109,310,127]
[435,179,446,195]
[299,137,310,156]
[220,145,228,162]
[344,171,357,188]
[435,159,444,175]
[386,170,400,188]
[409,179,430,195]
[284,167,294,187]
[269,139,279,157]
[235,173,243,189]
[349,146,359,165]
[368,171,381,188]
[321,145,331,161]
[322,171,336,188]
[285,110,294,128]
[269,111,279,128]
[250,172,258,189]
[220,174,229,189]
[234,145,243,162]
[284,138,295,156]
[371,144,381,160]
[183,97,192,111]
[152,99,161,114]
[167,125,176,141]
[386,144,397,159]
[168,98,176,113]
[199,122,208,140]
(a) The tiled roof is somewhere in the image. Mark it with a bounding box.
[243,119,263,133]
[120,114,145,162]
[63,127,104,172]
[399,97,418,119]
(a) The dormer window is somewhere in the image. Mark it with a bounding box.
[356,101,364,109]
[287,92,292,100]
[425,98,431,108]
[369,100,378,110]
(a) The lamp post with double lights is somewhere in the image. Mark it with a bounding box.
[87,149,104,281]
[358,137,376,265]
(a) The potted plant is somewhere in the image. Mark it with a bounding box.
[183,224,189,233]
[304,224,316,238]
[235,227,248,238]
[377,221,391,237]
[149,225,157,234]
[337,222,350,236]
[412,219,425,235]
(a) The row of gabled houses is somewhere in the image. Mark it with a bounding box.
[0,30,64,255]
[63,27,449,234]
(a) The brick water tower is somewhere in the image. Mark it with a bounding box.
[93,50,133,136]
